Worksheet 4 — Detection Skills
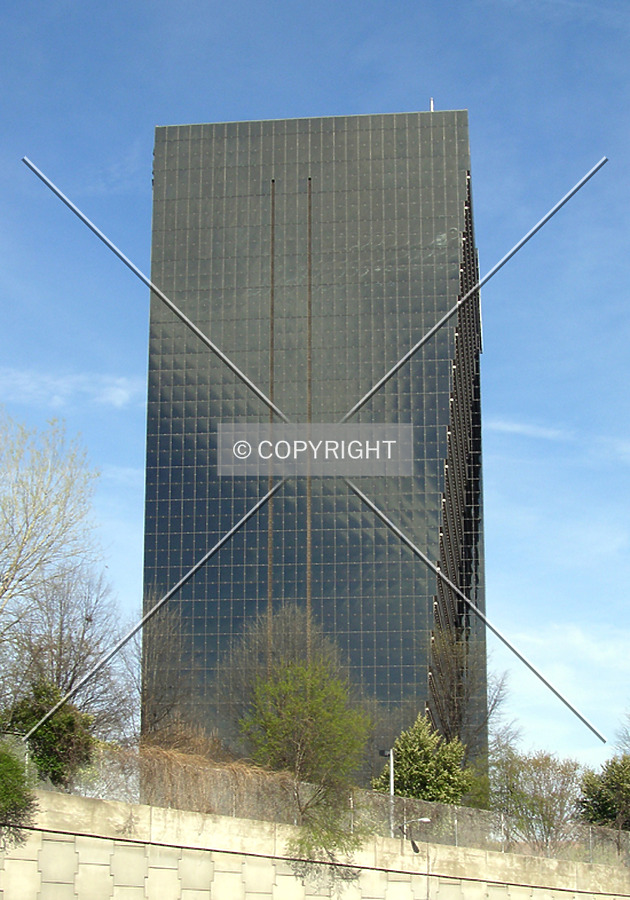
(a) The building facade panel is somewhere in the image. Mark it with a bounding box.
[143,111,485,752]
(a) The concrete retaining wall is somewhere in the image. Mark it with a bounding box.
[1,790,630,899]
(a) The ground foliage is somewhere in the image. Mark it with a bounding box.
[1,567,134,741]
[0,412,134,745]
[0,743,37,849]
[372,713,472,803]
[3,681,95,787]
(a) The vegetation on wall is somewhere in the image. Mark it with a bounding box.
[0,743,37,849]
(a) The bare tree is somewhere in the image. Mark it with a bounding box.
[137,600,196,745]
[429,626,500,763]
[216,605,348,750]
[616,710,630,754]
[0,412,98,634]
[490,746,583,855]
[0,565,134,741]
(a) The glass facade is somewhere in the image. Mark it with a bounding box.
[143,111,486,752]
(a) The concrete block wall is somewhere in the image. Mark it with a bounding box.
[1,791,629,899]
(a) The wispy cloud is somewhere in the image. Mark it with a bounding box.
[515,622,630,675]
[592,436,630,466]
[485,417,572,441]
[75,141,145,197]
[486,417,630,472]
[0,366,145,411]
[488,620,630,761]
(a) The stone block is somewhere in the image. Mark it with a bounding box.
[304,872,332,897]
[241,856,276,893]
[75,834,114,866]
[75,862,115,900]
[448,878,485,900]
[212,870,246,898]
[435,877,464,900]
[410,873,429,900]
[146,844,181,869]
[179,849,214,890]
[212,849,245,874]
[181,891,211,900]
[110,842,147,886]
[331,878,362,899]
[486,885,509,900]
[0,832,41,860]
[384,879,414,899]
[1,858,41,897]
[38,884,77,900]
[111,887,145,900]
[38,838,77,883]
[272,857,296,879]
[272,873,306,900]
[358,866,389,898]
[506,885,534,900]
[146,864,181,898]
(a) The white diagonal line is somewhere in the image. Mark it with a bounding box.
[22,157,289,424]
[345,478,606,743]
[22,479,286,742]
[341,157,608,423]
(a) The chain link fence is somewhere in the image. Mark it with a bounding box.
[61,743,630,868]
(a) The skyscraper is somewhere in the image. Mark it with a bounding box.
[143,111,486,753]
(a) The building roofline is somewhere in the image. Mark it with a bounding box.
[154,109,469,130]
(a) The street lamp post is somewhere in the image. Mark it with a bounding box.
[399,817,431,853]
[379,748,395,837]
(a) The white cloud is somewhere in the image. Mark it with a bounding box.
[485,418,630,472]
[485,417,572,441]
[0,366,145,411]
[488,620,630,764]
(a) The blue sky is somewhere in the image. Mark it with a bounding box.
[1,0,628,767]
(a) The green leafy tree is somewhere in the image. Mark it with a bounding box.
[4,682,95,787]
[241,661,370,814]
[240,660,371,882]
[372,713,472,803]
[0,743,37,849]
[580,754,630,833]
